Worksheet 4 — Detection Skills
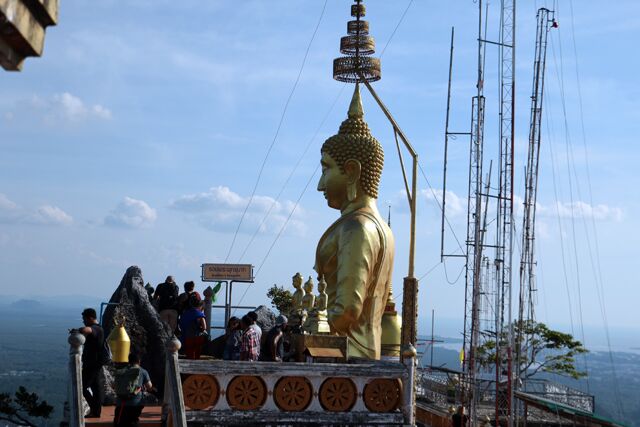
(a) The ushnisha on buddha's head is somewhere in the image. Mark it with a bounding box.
[317,84,384,212]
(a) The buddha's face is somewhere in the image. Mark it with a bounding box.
[318,152,349,210]
[293,274,302,288]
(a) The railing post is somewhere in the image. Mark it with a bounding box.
[402,344,417,426]
[68,332,85,427]
[203,286,213,334]
[165,338,187,427]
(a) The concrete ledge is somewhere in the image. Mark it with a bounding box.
[179,359,407,378]
[186,410,404,426]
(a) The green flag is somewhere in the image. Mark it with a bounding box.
[211,282,223,304]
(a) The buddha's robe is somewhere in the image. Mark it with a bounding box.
[315,206,394,359]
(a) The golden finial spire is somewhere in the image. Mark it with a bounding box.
[348,83,364,119]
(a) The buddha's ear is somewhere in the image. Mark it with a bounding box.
[344,159,362,184]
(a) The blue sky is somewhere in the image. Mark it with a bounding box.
[0,0,638,347]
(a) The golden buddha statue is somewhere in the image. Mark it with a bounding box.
[305,275,330,334]
[291,272,305,312]
[301,276,316,312]
[314,84,395,359]
[315,276,328,312]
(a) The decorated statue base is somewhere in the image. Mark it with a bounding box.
[304,310,330,334]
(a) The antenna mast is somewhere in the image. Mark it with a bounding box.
[494,0,516,425]
[515,7,555,424]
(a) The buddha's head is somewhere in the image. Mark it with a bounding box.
[318,84,384,211]
[292,272,303,289]
[317,277,327,293]
[304,277,314,293]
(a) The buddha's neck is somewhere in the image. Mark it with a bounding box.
[340,196,378,216]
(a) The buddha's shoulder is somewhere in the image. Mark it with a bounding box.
[338,210,387,233]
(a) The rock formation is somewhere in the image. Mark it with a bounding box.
[253,305,276,335]
[102,266,172,396]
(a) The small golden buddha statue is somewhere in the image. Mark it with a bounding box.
[301,276,316,312]
[316,276,328,312]
[305,275,330,334]
[291,272,304,312]
[314,84,395,359]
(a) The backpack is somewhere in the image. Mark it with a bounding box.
[98,339,112,366]
[114,367,141,399]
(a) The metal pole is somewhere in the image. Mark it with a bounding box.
[441,27,455,262]
[203,285,213,333]
[359,78,420,355]
[430,309,435,367]
[225,281,230,327]
[68,332,85,427]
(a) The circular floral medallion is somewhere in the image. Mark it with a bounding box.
[319,377,357,412]
[182,374,219,410]
[363,378,401,412]
[226,375,267,411]
[273,376,313,411]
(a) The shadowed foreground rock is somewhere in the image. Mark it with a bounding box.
[253,305,276,334]
[103,266,172,396]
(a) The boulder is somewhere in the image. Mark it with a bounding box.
[253,305,276,334]
[102,266,172,396]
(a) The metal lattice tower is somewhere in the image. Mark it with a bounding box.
[494,0,516,425]
[462,95,485,420]
[461,0,491,420]
[515,6,555,414]
[333,0,381,83]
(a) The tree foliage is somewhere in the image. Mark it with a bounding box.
[476,320,588,380]
[0,386,53,427]
[266,284,293,315]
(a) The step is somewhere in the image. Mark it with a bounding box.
[84,405,162,426]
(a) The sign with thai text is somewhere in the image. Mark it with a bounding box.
[201,263,254,282]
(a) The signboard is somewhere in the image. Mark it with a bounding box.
[201,263,254,282]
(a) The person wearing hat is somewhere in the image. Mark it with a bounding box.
[262,315,288,362]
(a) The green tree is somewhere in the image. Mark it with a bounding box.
[476,320,588,380]
[0,386,54,427]
[266,284,293,315]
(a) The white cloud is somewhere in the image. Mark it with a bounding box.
[21,92,112,123]
[169,185,306,235]
[52,92,112,121]
[0,193,18,211]
[0,194,73,225]
[514,196,623,222]
[420,189,466,217]
[105,197,157,228]
[28,205,74,225]
[541,201,623,222]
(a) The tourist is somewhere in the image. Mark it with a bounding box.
[262,315,288,362]
[451,405,469,427]
[154,276,179,333]
[239,315,259,361]
[247,311,262,346]
[113,353,153,427]
[223,316,241,361]
[144,282,155,301]
[78,308,105,418]
[177,281,199,315]
[179,293,207,359]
